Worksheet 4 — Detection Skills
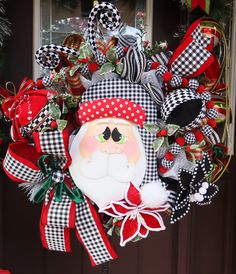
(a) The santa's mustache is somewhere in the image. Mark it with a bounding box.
[79,151,136,183]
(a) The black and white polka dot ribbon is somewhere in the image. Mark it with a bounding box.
[35,44,80,70]
[87,2,121,54]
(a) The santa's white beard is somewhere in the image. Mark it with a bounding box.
[69,125,146,209]
[70,150,146,209]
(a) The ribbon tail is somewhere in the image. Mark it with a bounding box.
[55,183,64,202]
[63,183,84,204]
[75,197,118,266]
[33,178,52,204]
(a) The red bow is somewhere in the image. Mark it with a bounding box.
[2,78,35,120]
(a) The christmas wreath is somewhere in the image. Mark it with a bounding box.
[0,1,232,266]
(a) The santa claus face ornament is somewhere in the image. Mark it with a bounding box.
[69,117,146,209]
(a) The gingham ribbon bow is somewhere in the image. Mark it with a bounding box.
[3,130,118,265]
[32,130,118,265]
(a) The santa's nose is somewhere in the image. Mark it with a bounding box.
[103,140,121,154]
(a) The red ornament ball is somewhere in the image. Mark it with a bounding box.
[197,85,205,94]
[206,101,215,109]
[50,120,58,129]
[175,137,186,146]
[181,78,189,88]
[163,72,173,82]
[159,165,168,173]
[157,129,168,137]
[88,62,99,72]
[165,152,174,161]
[194,130,204,142]
[207,119,217,128]
[151,62,161,70]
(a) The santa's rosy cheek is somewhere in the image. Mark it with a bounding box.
[121,140,139,156]
[80,136,98,157]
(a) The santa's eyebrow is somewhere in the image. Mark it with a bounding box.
[113,120,130,126]
[94,120,130,126]
[95,119,110,125]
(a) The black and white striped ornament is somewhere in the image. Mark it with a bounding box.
[121,47,146,83]
[151,51,172,67]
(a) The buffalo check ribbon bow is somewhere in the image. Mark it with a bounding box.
[33,130,118,265]
[100,183,169,247]
[3,129,117,265]
[170,153,219,223]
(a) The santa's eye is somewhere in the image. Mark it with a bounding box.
[112,128,127,144]
[96,127,111,143]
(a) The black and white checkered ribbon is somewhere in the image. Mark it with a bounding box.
[75,197,116,265]
[33,130,70,170]
[3,146,44,183]
[35,44,79,70]
[20,104,53,137]
[161,88,206,131]
[42,190,73,252]
[33,130,117,264]
[87,2,121,54]
[170,23,212,77]
[41,186,117,264]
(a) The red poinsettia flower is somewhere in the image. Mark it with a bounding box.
[100,183,169,246]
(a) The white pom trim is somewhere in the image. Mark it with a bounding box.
[140,181,169,208]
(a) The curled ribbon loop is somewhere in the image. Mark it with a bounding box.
[87,2,121,54]
[33,155,84,204]
[35,44,80,70]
